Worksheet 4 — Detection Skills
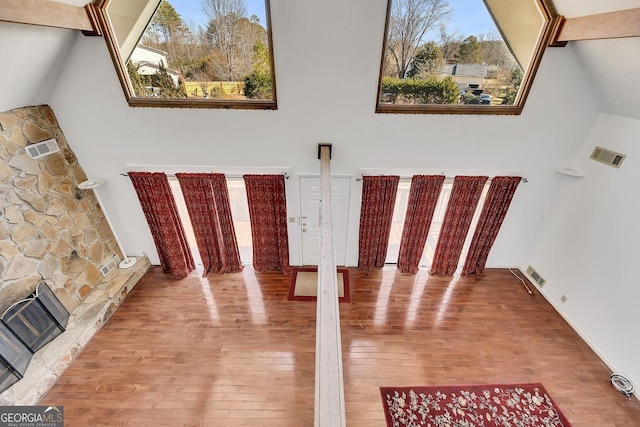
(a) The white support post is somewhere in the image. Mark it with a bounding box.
[314,144,346,427]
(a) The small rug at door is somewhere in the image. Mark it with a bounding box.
[288,267,350,303]
[380,383,571,427]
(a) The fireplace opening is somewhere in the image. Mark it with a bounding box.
[1,281,70,354]
[0,323,32,393]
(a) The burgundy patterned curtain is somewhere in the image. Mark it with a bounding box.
[128,172,194,280]
[397,175,445,274]
[358,175,399,272]
[176,173,243,276]
[210,174,244,273]
[429,176,488,276]
[243,174,290,274]
[462,176,521,276]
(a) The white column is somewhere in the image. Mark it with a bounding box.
[314,145,346,427]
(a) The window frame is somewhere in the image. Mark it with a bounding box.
[375,0,559,115]
[94,0,278,110]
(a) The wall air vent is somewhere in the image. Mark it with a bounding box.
[25,138,60,160]
[590,146,626,168]
[100,255,121,277]
[525,265,546,287]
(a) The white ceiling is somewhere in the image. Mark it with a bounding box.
[552,0,640,18]
[552,0,640,119]
[1,0,639,118]
[50,0,92,6]
[572,37,640,119]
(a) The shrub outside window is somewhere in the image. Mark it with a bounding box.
[95,0,277,109]
[376,0,557,115]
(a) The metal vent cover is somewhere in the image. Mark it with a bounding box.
[25,138,60,159]
[100,255,121,277]
[590,146,625,168]
[525,265,546,287]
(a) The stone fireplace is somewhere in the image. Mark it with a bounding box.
[0,105,121,312]
[0,105,150,403]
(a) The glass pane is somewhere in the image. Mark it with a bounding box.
[378,0,548,112]
[385,179,411,264]
[226,178,253,264]
[104,0,276,107]
[168,178,200,265]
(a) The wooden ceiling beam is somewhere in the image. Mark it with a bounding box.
[0,0,98,34]
[554,8,640,43]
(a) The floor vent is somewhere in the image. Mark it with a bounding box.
[100,255,121,277]
[525,265,546,287]
[590,146,625,168]
[25,138,60,160]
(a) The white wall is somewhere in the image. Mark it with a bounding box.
[551,0,640,120]
[527,112,640,394]
[0,22,77,112]
[48,0,598,269]
[572,37,640,120]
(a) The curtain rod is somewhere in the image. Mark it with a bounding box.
[120,172,290,179]
[356,175,528,183]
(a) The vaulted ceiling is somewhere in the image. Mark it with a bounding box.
[553,0,640,118]
[0,0,639,117]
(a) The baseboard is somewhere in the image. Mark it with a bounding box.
[514,265,639,403]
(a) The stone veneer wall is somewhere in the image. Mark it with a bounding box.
[0,105,122,314]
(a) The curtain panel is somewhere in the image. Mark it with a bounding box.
[358,175,399,272]
[128,172,194,280]
[243,174,290,274]
[429,176,488,277]
[209,174,244,273]
[176,173,243,276]
[462,176,521,276]
[397,175,445,274]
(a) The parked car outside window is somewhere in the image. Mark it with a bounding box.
[480,94,492,105]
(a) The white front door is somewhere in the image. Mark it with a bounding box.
[299,176,351,266]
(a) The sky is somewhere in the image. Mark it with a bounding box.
[447,0,499,38]
[170,0,267,29]
[168,0,496,37]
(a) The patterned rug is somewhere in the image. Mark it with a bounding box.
[287,267,350,303]
[380,383,571,426]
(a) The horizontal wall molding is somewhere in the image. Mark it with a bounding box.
[358,168,522,179]
[125,165,291,178]
[296,173,355,179]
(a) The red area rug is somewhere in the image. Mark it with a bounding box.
[380,383,571,426]
[287,267,350,303]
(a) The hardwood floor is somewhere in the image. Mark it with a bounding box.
[41,266,640,426]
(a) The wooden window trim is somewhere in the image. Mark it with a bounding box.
[94,0,278,110]
[0,0,96,33]
[554,8,640,43]
[375,0,558,116]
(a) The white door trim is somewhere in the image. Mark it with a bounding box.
[298,174,352,266]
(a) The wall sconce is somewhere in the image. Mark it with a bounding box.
[77,179,137,269]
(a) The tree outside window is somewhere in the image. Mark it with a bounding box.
[378,0,538,109]
[121,0,276,105]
